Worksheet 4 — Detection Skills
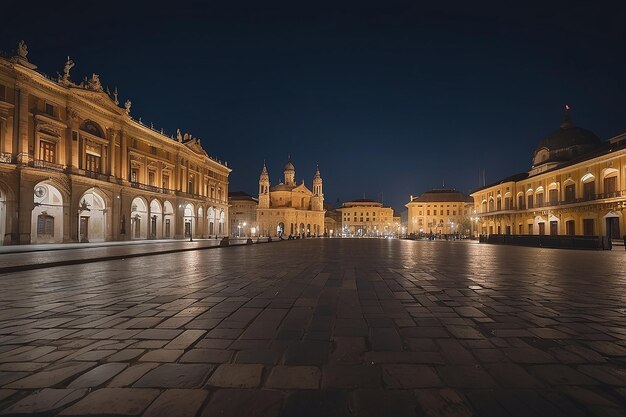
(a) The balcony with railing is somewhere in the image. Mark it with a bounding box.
[83,170,110,181]
[31,159,65,172]
[479,190,626,216]
[0,152,13,164]
[130,181,174,194]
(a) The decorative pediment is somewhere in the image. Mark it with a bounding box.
[293,183,312,195]
[184,139,208,157]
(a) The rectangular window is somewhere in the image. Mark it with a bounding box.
[583,181,595,199]
[604,176,617,194]
[45,103,55,117]
[518,224,523,234]
[583,219,594,236]
[538,222,545,235]
[427,210,430,215]
[39,140,56,163]
[446,210,450,215]
[37,214,54,237]
[536,193,544,206]
[130,168,139,183]
[162,174,169,189]
[550,221,558,235]
[528,224,533,234]
[549,189,558,203]
[518,195,524,209]
[148,171,155,186]
[86,154,101,173]
[565,184,575,202]
[527,195,534,209]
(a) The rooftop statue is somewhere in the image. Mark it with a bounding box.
[124,99,131,115]
[62,56,74,81]
[16,40,28,59]
[87,73,102,91]
[177,129,182,142]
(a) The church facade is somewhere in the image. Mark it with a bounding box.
[256,158,325,237]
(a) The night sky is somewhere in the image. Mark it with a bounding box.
[3,2,626,213]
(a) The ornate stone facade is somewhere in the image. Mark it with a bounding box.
[470,108,626,240]
[256,158,325,237]
[0,42,230,244]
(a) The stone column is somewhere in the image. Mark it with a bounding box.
[16,86,30,164]
[120,131,128,180]
[107,128,115,177]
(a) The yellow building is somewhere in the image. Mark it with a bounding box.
[228,191,258,237]
[0,41,230,244]
[340,199,396,237]
[256,158,325,237]
[406,189,473,236]
[471,108,626,241]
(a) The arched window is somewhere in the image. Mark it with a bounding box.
[564,179,576,203]
[581,173,595,200]
[535,187,544,207]
[488,198,494,212]
[603,169,618,195]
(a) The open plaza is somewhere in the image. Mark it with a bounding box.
[0,239,625,416]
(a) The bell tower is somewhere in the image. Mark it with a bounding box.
[258,161,270,209]
[311,164,324,211]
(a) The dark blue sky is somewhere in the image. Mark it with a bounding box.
[3,2,626,212]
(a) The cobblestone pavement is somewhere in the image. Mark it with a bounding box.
[0,239,625,416]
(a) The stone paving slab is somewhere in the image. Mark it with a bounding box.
[0,239,626,416]
[0,237,269,273]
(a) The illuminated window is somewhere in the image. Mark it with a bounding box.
[39,140,56,163]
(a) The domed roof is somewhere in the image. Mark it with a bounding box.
[532,109,601,167]
[284,160,295,171]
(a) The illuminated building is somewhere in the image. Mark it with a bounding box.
[340,199,396,237]
[0,41,230,244]
[228,191,257,237]
[406,189,473,235]
[471,107,626,240]
[256,158,325,237]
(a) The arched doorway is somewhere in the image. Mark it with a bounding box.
[78,188,107,242]
[219,209,225,235]
[32,182,64,243]
[184,203,195,238]
[149,199,162,239]
[197,206,204,237]
[130,197,148,239]
[163,201,175,239]
[207,207,215,235]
